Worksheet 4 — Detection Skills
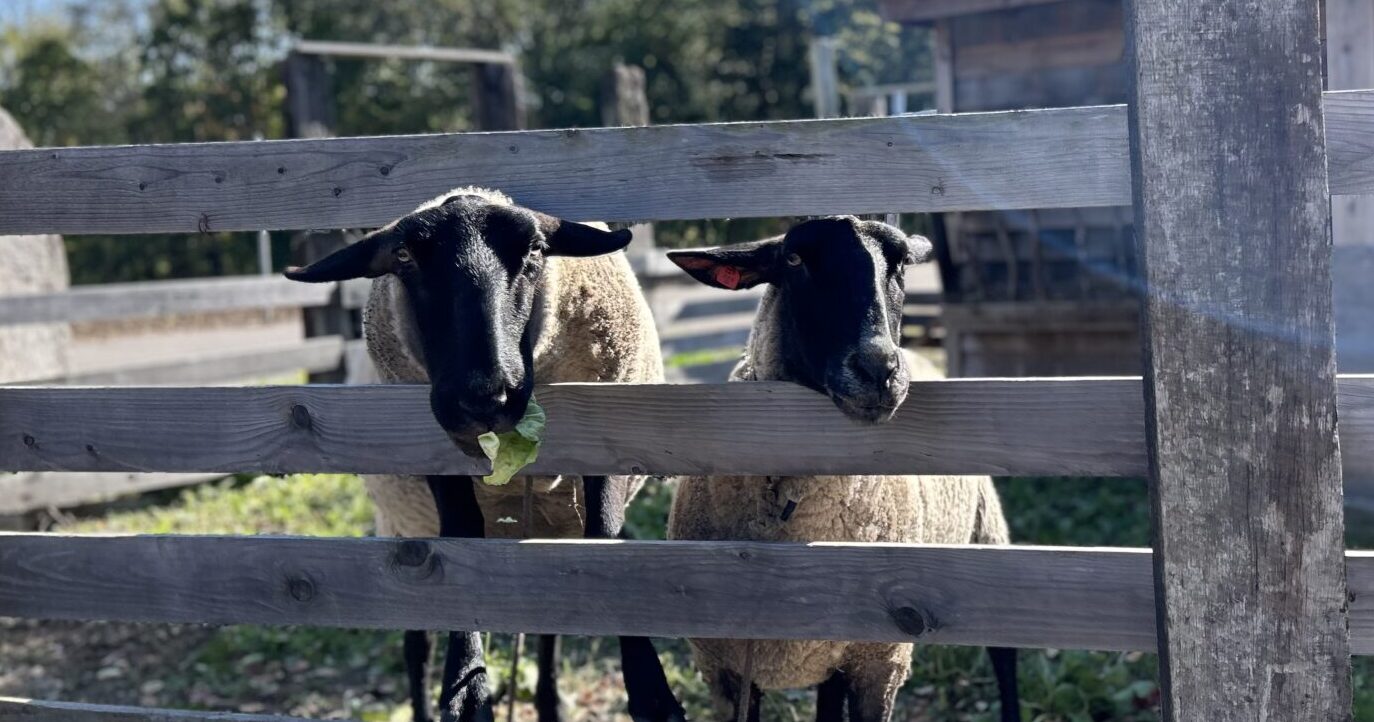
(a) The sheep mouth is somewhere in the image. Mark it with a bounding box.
[447,432,489,459]
[830,396,902,425]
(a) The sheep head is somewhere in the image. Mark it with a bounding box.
[285,192,631,456]
[669,217,932,424]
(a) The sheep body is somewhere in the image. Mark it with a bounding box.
[667,287,1009,711]
[360,186,662,540]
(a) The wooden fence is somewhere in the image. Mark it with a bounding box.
[0,4,1366,719]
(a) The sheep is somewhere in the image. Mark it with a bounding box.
[665,216,1020,722]
[285,187,685,722]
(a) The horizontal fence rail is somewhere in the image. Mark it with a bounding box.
[0,91,1369,235]
[20,336,345,387]
[0,473,225,515]
[0,275,335,325]
[1,377,1373,478]
[1,534,1371,654]
[0,697,343,722]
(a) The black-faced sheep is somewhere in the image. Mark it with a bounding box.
[285,187,684,722]
[666,217,1019,722]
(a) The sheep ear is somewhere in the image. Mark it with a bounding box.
[906,234,934,264]
[532,212,633,257]
[284,230,397,283]
[667,239,781,291]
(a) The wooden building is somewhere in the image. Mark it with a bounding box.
[879,0,1374,377]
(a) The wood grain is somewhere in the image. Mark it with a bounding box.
[0,697,342,722]
[0,379,1370,480]
[0,275,334,325]
[1,92,1369,235]
[0,379,1148,476]
[0,533,1159,651]
[1,533,1371,654]
[0,107,1113,233]
[1127,1,1351,718]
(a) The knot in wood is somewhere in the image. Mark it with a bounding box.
[290,404,313,430]
[395,540,432,568]
[287,576,316,603]
[890,605,936,638]
[22,434,35,448]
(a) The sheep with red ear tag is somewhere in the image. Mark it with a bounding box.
[665,217,1019,722]
[286,187,685,722]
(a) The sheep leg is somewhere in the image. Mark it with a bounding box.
[404,629,435,722]
[987,647,1020,722]
[534,634,562,722]
[841,653,907,722]
[583,476,687,722]
[710,668,762,722]
[815,670,847,722]
[427,475,495,722]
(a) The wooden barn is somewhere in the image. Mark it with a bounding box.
[879,0,1374,377]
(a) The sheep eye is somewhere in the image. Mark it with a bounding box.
[785,253,803,267]
[395,247,412,263]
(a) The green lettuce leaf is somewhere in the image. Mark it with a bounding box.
[476,398,546,486]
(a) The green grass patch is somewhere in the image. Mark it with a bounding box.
[663,347,742,368]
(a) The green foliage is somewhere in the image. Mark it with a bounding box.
[71,474,374,536]
[477,398,546,486]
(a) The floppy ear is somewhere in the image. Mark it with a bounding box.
[905,234,934,264]
[532,212,633,257]
[284,230,398,283]
[667,238,782,291]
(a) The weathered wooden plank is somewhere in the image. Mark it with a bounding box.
[0,533,1370,654]
[877,0,1065,23]
[0,276,334,325]
[1127,1,1351,719]
[10,337,344,387]
[293,40,513,66]
[2,92,1371,235]
[953,28,1123,79]
[0,379,1148,476]
[0,697,343,722]
[0,378,1366,480]
[0,534,1157,651]
[0,472,224,515]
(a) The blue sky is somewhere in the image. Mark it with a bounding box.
[0,0,79,28]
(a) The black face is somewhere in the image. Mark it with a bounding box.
[668,216,931,424]
[284,193,632,456]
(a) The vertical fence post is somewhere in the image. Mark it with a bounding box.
[808,37,840,119]
[471,61,526,131]
[599,63,661,314]
[284,51,353,383]
[1126,1,1351,719]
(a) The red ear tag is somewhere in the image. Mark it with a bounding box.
[714,266,742,289]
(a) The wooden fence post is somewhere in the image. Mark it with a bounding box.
[284,51,353,383]
[1126,1,1351,720]
[471,61,526,131]
[808,37,840,119]
[599,63,659,311]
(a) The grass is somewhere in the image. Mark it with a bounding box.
[23,474,1374,721]
[662,347,742,369]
